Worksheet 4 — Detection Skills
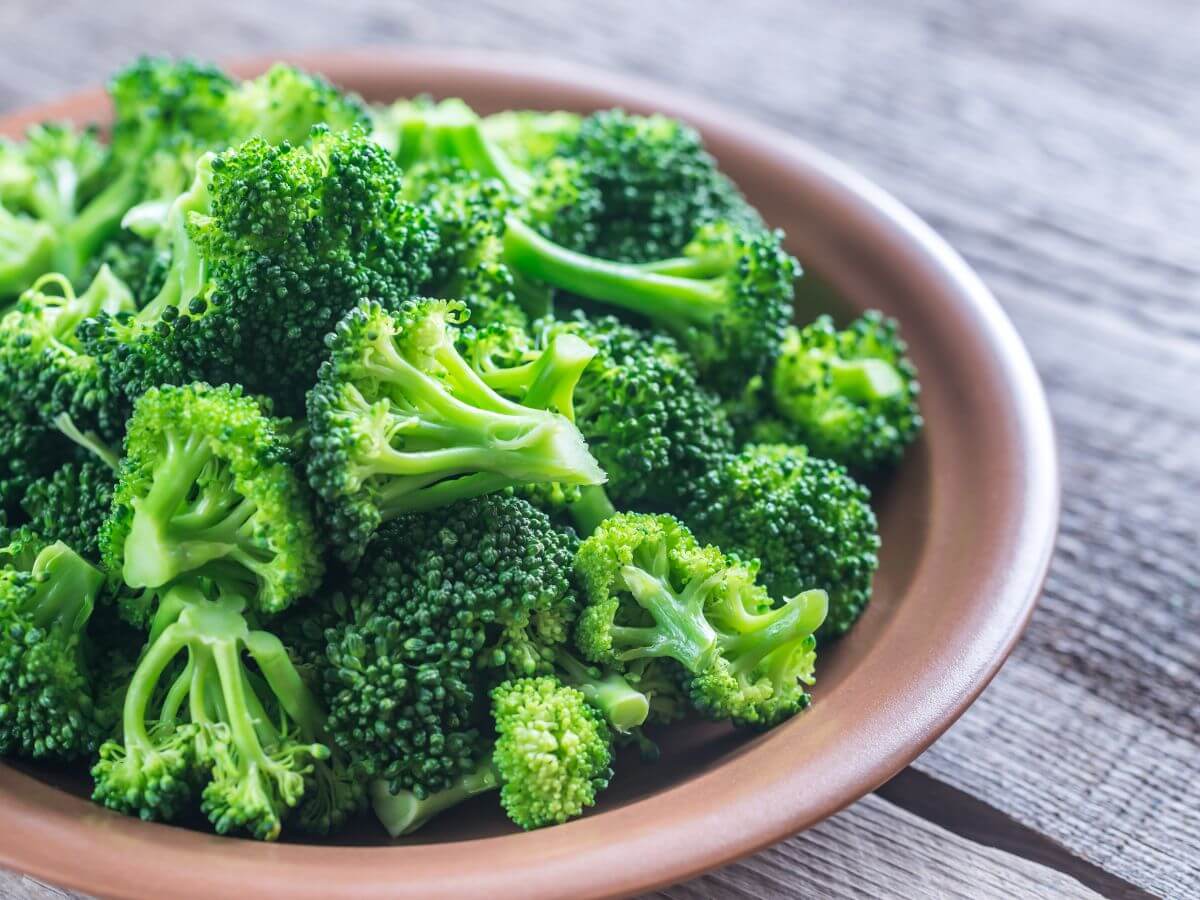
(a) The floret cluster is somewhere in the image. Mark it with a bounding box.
[0,59,921,840]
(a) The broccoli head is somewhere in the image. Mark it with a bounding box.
[771,312,922,470]
[685,444,880,638]
[575,512,827,726]
[562,109,762,262]
[492,676,613,829]
[305,299,604,562]
[92,582,360,840]
[19,459,116,562]
[0,532,109,759]
[101,383,322,621]
[0,267,136,442]
[321,494,643,800]
[501,217,798,394]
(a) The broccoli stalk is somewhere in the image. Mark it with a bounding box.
[552,647,647,731]
[370,761,500,837]
[92,583,357,840]
[501,218,797,392]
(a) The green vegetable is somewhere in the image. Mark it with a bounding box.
[770,312,922,470]
[305,298,604,562]
[684,444,880,638]
[575,512,827,727]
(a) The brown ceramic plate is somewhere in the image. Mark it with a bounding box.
[0,50,1058,899]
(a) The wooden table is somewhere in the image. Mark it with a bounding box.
[1,1,1196,897]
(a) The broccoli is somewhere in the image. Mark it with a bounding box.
[320,494,646,799]
[501,217,798,394]
[101,383,322,621]
[561,109,761,262]
[305,298,604,561]
[91,581,361,840]
[88,128,439,413]
[369,675,613,835]
[19,459,116,562]
[401,162,528,330]
[684,445,880,638]
[467,311,734,510]
[575,512,828,726]
[770,313,922,470]
[0,266,137,442]
[371,758,500,837]
[0,532,109,759]
[481,110,583,169]
[376,98,599,251]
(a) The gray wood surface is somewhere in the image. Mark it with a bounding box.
[0,0,1196,897]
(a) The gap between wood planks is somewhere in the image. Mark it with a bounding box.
[876,769,1155,900]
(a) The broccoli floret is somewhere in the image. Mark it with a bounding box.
[684,445,880,638]
[492,676,613,829]
[468,311,734,509]
[574,512,828,727]
[402,162,528,330]
[0,267,137,442]
[501,218,798,394]
[305,299,604,561]
[223,64,369,147]
[770,313,922,471]
[19,459,116,562]
[321,494,644,798]
[369,675,614,835]
[481,110,583,169]
[102,128,439,413]
[92,582,360,840]
[562,109,761,262]
[101,383,322,621]
[0,533,109,759]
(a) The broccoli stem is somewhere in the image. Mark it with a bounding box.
[615,565,719,671]
[443,122,534,196]
[554,648,648,731]
[26,543,103,636]
[568,485,617,537]
[482,333,596,422]
[830,357,905,401]
[370,761,500,838]
[502,217,725,325]
[52,412,120,470]
[375,471,521,519]
[718,590,829,671]
[55,167,142,282]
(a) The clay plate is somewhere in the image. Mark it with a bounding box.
[0,50,1059,899]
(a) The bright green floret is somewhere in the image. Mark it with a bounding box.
[575,512,827,727]
[481,110,583,169]
[101,383,322,621]
[685,445,880,638]
[0,267,136,442]
[320,494,645,800]
[91,582,360,840]
[0,533,109,759]
[305,298,604,562]
[501,217,798,394]
[771,312,922,471]
[492,676,613,829]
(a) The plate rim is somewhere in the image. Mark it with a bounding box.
[0,48,1060,900]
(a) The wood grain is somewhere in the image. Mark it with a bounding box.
[0,0,1196,896]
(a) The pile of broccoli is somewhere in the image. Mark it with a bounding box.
[0,58,921,841]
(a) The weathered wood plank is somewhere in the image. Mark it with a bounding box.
[645,794,1099,900]
[0,0,1196,896]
